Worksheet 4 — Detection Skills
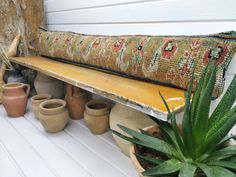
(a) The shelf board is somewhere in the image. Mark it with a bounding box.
[11,56,185,120]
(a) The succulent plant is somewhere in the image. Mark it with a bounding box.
[111,62,236,177]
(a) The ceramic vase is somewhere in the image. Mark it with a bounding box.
[65,84,88,120]
[2,82,30,117]
[31,94,52,119]
[84,99,110,134]
[34,72,64,99]
[109,103,155,156]
[38,99,68,133]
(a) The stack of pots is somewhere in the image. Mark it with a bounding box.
[84,99,110,134]
[31,94,52,119]
[31,94,69,133]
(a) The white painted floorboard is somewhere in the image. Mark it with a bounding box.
[0,104,138,177]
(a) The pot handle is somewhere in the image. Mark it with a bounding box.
[66,84,73,98]
[24,84,31,97]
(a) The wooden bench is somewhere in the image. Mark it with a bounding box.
[10,56,186,120]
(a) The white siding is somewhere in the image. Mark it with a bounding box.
[44,0,236,132]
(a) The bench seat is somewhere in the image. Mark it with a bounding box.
[10,56,185,120]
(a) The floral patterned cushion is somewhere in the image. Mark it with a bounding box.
[38,30,236,97]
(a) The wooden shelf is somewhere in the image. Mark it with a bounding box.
[11,56,185,120]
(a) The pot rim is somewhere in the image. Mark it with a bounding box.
[31,94,52,103]
[40,99,66,114]
[85,99,110,115]
[2,82,24,90]
[130,144,145,176]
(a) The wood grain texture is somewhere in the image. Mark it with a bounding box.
[11,56,186,120]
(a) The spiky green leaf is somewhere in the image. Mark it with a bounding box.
[208,161,236,170]
[178,162,197,177]
[142,159,181,176]
[135,153,163,165]
[111,126,181,159]
[193,63,216,154]
[227,156,236,162]
[198,163,236,177]
[190,66,207,126]
[148,117,179,150]
[182,71,194,158]
[209,74,236,129]
[207,145,236,161]
[203,106,236,152]
[159,92,186,157]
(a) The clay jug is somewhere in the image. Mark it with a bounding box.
[31,94,52,119]
[39,99,68,133]
[2,82,30,117]
[34,72,65,99]
[109,103,155,156]
[84,99,110,134]
[65,84,88,120]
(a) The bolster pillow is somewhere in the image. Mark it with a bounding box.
[37,30,236,97]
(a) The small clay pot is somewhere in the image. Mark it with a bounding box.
[65,84,88,120]
[39,99,68,133]
[2,82,30,117]
[84,99,110,134]
[31,94,52,119]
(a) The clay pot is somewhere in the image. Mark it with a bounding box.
[65,84,88,120]
[2,82,30,117]
[39,99,68,133]
[31,94,52,119]
[34,72,64,99]
[84,99,110,134]
[110,103,155,156]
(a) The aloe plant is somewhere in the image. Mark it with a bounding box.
[111,62,236,177]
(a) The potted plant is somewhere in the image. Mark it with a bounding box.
[111,62,236,177]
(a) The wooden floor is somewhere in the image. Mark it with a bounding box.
[0,103,138,177]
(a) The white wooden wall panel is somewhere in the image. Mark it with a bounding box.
[45,0,236,24]
[44,0,165,12]
[44,0,236,132]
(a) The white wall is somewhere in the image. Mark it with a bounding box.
[44,0,236,132]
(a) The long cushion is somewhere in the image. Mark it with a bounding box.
[37,30,236,97]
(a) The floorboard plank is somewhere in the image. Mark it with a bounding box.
[2,108,92,177]
[0,142,24,177]
[64,119,138,177]
[0,108,57,177]
[75,119,120,150]
[24,111,133,177]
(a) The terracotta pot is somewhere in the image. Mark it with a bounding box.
[65,84,88,120]
[34,72,65,99]
[84,99,110,134]
[39,99,68,133]
[2,82,30,117]
[110,103,155,156]
[31,94,52,119]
